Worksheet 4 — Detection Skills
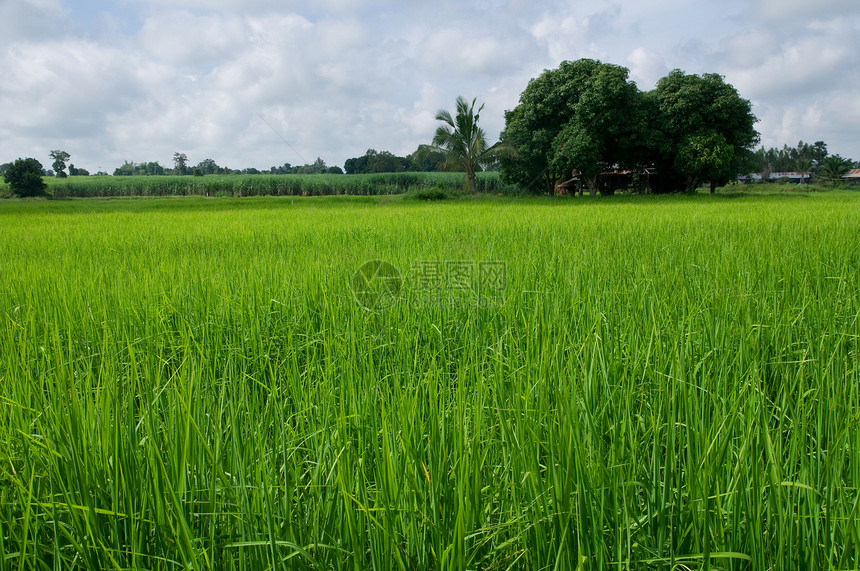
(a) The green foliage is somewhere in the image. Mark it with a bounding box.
[501,59,644,194]
[406,181,455,200]
[817,154,854,184]
[49,149,70,178]
[677,131,735,193]
[646,70,759,192]
[1,193,859,568]
[753,140,829,174]
[3,157,47,197]
[344,149,411,174]
[195,158,222,175]
[41,171,513,198]
[407,144,447,172]
[433,96,515,195]
[173,152,188,175]
[501,60,759,194]
[343,146,449,174]
[297,157,328,174]
[68,163,90,176]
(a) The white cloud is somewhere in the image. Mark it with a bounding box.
[756,0,860,20]
[0,0,67,42]
[138,11,248,68]
[626,47,667,90]
[1,0,859,171]
[530,10,617,63]
[722,19,858,102]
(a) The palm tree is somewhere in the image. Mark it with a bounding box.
[817,155,853,185]
[432,96,515,195]
[796,157,812,184]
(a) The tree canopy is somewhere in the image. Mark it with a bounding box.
[3,157,47,197]
[500,59,759,194]
[646,70,759,192]
[500,60,644,194]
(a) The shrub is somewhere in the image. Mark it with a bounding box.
[3,158,47,197]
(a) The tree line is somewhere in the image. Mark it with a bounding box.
[114,154,345,176]
[748,141,856,183]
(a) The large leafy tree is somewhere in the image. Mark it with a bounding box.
[677,132,735,194]
[4,157,47,197]
[646,70,759,192]
[500,59,644,194]
[433,96,514,195]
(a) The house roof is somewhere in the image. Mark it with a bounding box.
[741,172,808,180]
[843,169,860,179]
[769,172,808,179]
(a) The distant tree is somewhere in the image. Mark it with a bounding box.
[49,150,70,178]
[173,152,188,175]
[808,141,828,165]
[344,153,369,174]
[373,151,405,173]
[3,157,47,197]
[407,145,446,172]
[137,161,165,176]
[433,96,515,195]
[796,157,812,184]
[68,164,90,176]
[752,140,829,175]
[817,155,853,184]
[271,162,292,174]
[0,162,10,175]
[345,149,412,174]
[196,158,221,175]
[298,157,327,174]
[327,166,344,174]
[114,161,137,176]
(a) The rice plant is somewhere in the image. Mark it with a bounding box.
[0,192,858,569]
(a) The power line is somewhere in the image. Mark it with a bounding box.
[256,112,308,165]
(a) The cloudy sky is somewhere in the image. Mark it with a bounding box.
[1,0,858,173]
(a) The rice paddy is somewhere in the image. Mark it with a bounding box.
[1,191,859,569]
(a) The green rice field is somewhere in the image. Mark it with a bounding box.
[1,192,859,569]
